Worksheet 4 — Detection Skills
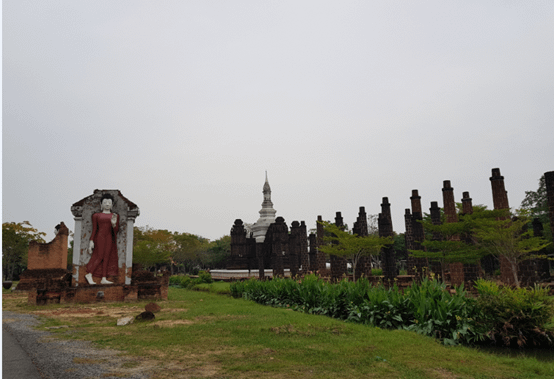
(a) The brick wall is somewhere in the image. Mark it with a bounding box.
[27,222,69,270]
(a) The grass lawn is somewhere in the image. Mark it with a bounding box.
[3,285,554,379]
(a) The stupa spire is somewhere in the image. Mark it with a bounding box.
[252,172,277,242]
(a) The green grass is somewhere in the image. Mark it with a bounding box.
[4,287,554,379]
[192,281,231,294]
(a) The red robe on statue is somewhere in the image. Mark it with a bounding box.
[86,212,119,278]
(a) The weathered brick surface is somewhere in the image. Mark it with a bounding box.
[298,221,309,273]
[428,201,443,275]
[289,221,301,276]
[449,262,464,287]
[353,207,371,279]
[378,198,396,281]
[442,181,464,286]
[264,217,288,277]
[316,215,327,272]
[229,219,250,270]
[407,190,428,278]
[490,168,510,210]
[27,222,69,270]
[330,212,347,280]
[308,233,318,271]
[489,168,518,286]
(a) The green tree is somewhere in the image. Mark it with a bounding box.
[521,175,548,223]
[132,226,174,271]
[410,216,482,281]
[2,221,46,280]
[317,221,392,281]
[173,233,209,273]
[393,233,407,261]
[469,208,551,288]
[203,235,231,269]
[520,174,552,256]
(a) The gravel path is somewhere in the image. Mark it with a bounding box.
[2,311,151,379]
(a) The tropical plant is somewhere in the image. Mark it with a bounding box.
[317,221,392,281]
[474,279,554,347]
[468,209,551,287]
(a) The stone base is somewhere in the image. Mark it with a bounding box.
[24,270,169,305]
[72,264,129,287]
[28,284,139,305]
[15,269,71,291]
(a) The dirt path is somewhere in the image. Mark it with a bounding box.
[3,310,151,379]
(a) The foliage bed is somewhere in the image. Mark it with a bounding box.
[474,279,554,347]
[169,270,213,289]
[230,274,554,347]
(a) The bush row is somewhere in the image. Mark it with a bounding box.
[169,271,213,289]
[474,280,554,347]
[230,274,554,347]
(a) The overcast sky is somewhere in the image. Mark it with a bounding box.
[3,1,553,243]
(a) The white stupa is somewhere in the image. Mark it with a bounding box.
[251,172,277,243]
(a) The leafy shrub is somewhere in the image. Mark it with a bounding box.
[180,276,192,288]
[198,271,213,284]
[403,278,483,345]
[371,268,383,276]
[169,276,181,286]
[474,279,554,347]
[230,274,482,345]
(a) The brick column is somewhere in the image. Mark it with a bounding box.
[408,190,428,278]
[429,201,443,276]
[490,168,510,210]
[442,181,463,286]
[460,191,480,289]
[490,168,516,285]
[353,206,371,279]
[308,233,317,272]
[316,215,326,272]
[256,243,265,279]
[331,212,348,280]
[299,221,309,273]
[379,198,396,281]
[270,217,288,278]
[289,222,299,277]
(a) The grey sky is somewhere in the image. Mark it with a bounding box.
[3,1,553,242]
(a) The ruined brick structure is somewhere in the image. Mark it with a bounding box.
[16,222,71,291]
[225,168,552,287]
[490,168,541,286]
[406,190,428,278]
[286,221,309,276]
[330,212,348,280]
[265,217,289,277]
[353,206,372,279]
[228,219,256,270]
[298,221,309,272]
[378,198,396,281]
[316,215,327,272]
[428,201,443,275]
[22,190,169,305]
[442,180,463,286]
[459,192,481,289]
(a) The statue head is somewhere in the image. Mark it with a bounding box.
[100,193,115,212]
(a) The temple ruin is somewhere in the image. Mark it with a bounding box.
[224,168,553,288]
